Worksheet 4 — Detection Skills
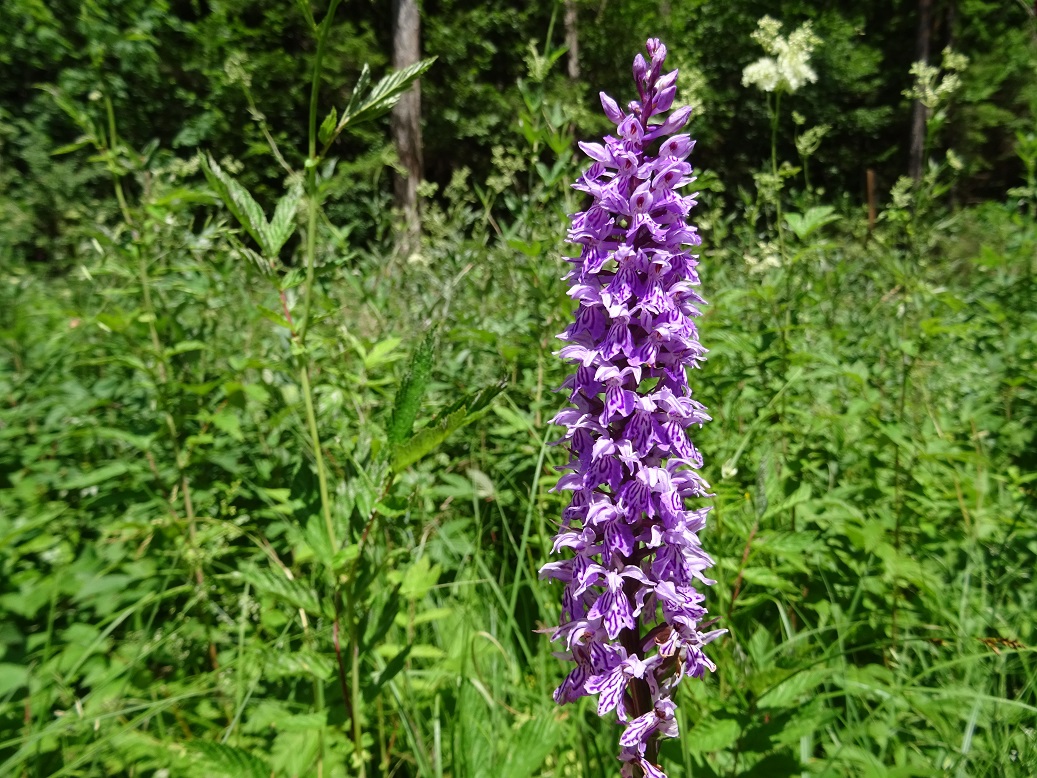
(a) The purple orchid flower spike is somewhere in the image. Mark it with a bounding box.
[540,39,724,778]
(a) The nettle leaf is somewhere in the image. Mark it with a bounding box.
[339,58,436,131]
[392,407,466,472]
[391,381,505,472]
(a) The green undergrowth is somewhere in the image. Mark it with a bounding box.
[1,28,1036,778]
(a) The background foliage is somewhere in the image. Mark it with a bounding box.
[1,0,1036,776]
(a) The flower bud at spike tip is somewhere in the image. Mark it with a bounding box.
[540,39,724,778]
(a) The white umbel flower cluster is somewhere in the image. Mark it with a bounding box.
[741,16,821,94]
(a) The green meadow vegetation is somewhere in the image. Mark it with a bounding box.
[1,1,1036,776]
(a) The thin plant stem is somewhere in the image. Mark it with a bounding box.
[770,91,786,261]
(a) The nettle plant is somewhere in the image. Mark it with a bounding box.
[540,39,723,778]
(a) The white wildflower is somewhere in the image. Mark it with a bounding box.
[744,241,782,274]
[904,47,968,109]
[742,16,821,94]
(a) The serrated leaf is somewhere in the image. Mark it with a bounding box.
[232,242,272,275]
[211,409,244,442]
[317,106,337,145]
[687,717,741,752]
[186,741,270,778]
[263,182,302,258]
[758,668,827,709]
[240,566,320,615]
[270,728,321,776]
[390,381,505,472]
[340,58,436,130]
[392,407,467,471]
[264,649,334,681]
[399,555,441,600]
[785,205,841,241]
[199,153,284,257]
[200,154,271,255]
[343,63,372,120]
[364,336,403,369]
[387,330,437,449]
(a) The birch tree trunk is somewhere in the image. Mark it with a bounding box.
[391,0,423,255]
[908,0,933,182]
[564,0,580,81]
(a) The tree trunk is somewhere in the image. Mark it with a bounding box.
[908,0,932,182]
[391,0,423,255]
[564,0,580,80]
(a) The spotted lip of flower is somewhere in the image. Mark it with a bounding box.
[540,38,725,778]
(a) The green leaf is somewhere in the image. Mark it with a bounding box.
[363,587,401,653]
[0,663,29,697]
[210,409,244,442]
[270,728,321,776]
[51,137,93,156]
[264,649,335,681]
[186,741,270,778]
[343,63,372,121]
[392,407,467,472]
[240,566,320,615]
[364,336,403,369]
[340,58,436,131]
[165,340,208,357]
[687,717,741,753]
[317,106,337,145]
[365,645,411,702]
[499,715,563,778]
[757,668,827,708]
[200,154,271,255]
[64,462,130,490]
[784,205,841,241]
[387,329,437,450]
[263,182,302,258]
[391,381,505,471]
[399,555,441,600]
